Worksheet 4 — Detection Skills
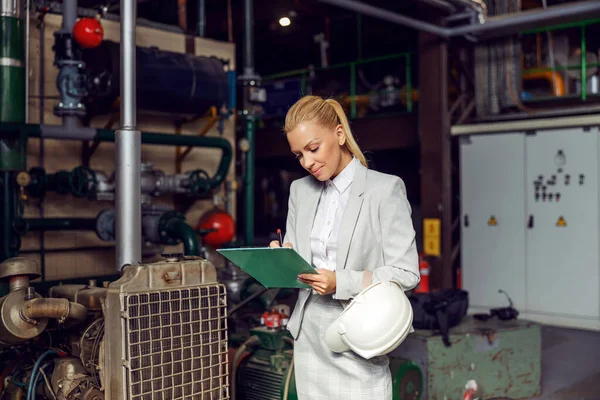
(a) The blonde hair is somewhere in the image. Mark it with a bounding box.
[284,95,368,167]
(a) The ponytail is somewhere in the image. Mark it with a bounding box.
[284,95,368,167]
[324,99,368,167]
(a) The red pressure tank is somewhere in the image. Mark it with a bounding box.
[196,209,235,248]
[73,18,104,49]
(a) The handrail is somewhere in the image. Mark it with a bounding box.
[521,18,600,102]
[261,52,416,117]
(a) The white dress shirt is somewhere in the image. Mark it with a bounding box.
[310,157,358,272]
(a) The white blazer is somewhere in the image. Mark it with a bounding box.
[283,161,420,339]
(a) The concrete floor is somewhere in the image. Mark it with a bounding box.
[529,325,600,400]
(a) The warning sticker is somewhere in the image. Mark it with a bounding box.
[556,216,567,227]
[488,216,497,226]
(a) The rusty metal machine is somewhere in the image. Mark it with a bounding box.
[0,255,229,400]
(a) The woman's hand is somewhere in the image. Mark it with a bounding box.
[298,269,336,295]
[269,241,293,248]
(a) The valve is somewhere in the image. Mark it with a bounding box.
[69,165,97,198]
[187,169,212,197]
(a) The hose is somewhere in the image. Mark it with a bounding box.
[26,350,57,400]
[282,337,295,400]
[21,298,87,325]
[230,335,259,400]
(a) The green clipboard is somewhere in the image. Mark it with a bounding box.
[217,247,318,289]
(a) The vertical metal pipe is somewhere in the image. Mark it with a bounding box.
[120,0,136,128]
[61,0,77,31]
[115,0,141,270]
[24,0,29,122]
[244,117,255,246]
[198,0,205,37]
[243,0,253,76]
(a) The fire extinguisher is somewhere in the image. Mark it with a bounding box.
[414,253,430,293]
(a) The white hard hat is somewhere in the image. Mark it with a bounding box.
[324,280,413,359]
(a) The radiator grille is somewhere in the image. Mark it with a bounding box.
[124,285,229,400]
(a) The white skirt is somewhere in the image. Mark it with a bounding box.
[293,292,392,400]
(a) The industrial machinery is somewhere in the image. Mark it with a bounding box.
[0,254,229,400]
[81,40,230,118]
[229,310,424,400]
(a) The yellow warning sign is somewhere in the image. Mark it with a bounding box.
[556,216,567,227]
[488,216,497,226]
[424,237,441,257]
[424,218,441,237]
[423,218,441,257]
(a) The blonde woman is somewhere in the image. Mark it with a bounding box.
[270,95,420,399]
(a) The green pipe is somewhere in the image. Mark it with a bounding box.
[0,123,233,190]
[0,16,25,124]
[301,72,307,95]
[581,25,587,101]
[405,54,412,113]
[164,218,200,256]
[522,17,600,35]
[245,117,255,246]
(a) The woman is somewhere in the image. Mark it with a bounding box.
[270,95,420,399]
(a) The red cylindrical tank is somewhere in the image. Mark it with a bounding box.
[73,18,104,49]
[196,209,236,248]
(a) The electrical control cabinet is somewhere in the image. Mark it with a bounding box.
[460,133,527,311]
[460,127,600,330]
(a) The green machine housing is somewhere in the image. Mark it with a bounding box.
[234,326,423,400]
[390,316,542,400]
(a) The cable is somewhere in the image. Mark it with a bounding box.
[26,350,58,400]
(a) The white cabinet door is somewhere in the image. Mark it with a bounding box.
[525,127,599,318]
[460,133,527,310]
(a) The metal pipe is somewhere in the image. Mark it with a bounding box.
[9,276,29,291]
[243,0,254,76]
[62,0,77,31]
[17,218,97,232]
[317,0,451,37]
[244,117,255,246]
[120,0,136,129]
[0,0,26,124]
[24,0,29,122]
[198,0,205,36]
[116,0,141,270]
[22,297,87,324]
[115,130,141,269]
[421,0,457,14]
[0,0,22,17]
[448,1,600,38]
[164,219,200,256]
[318,0,600,40]
[445,0,486,23]
[1,123,233,189]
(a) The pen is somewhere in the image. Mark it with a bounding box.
[277,229,283,247]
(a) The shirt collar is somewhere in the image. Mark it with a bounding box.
[329,156,357,193]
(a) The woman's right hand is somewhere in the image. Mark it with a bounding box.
[269,241,293,248]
